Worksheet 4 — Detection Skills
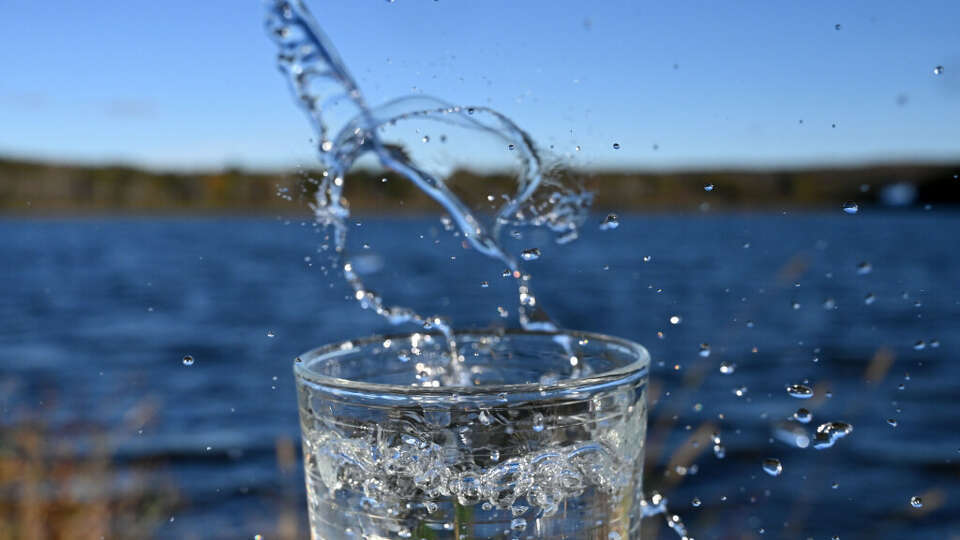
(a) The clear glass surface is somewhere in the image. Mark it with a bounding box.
[294,329,649,540]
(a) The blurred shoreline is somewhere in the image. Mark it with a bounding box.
[2,156,958,215]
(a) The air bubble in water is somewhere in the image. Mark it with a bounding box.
[911,496,923,508]
[599,213,620,230]
[607,532,621,540]
[794,408,812,423]
[719,361,736,375]
[835,23,842,30]
[864,293,876,305]
[856,261,873,275]
[510,518,527,532]
[521,248,541,261]
[913,340,926,351]
[691,497,702,508]
[698,343,711,357]
[887,418,898,427]
[532,413,545,432]
[669,315,682,325]
[266,330,276,338]
[182,355,195,366]
[933,65,944,75]
[786,383,814,399]
[704,183,715,192]
[762,458,783,476]
[612,142,621,149]
[842,202,859,214]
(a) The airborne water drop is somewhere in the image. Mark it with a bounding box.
[762,458,783,477]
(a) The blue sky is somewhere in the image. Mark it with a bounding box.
[0,0,957,171]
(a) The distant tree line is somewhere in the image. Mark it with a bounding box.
[1,156,957,215]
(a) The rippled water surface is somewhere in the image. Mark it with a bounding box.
[1,212,958,539]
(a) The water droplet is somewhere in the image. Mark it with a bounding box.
[480,281,489,288]
[182,355,194,366]
[532,413,545,432]
[910,496,923,508]
[599,213,620,230]
[913,340,926,351]
[762,458,783,477]
[842,202,859,214]
[507,143,516,151]
[835,23,842,30]
[864,293,876,305]
[719,361,736,375]
[786,383,814,399]
[612,142,621,149]
[733,386,748,397]
[794,408,812,423]
[933,65,944,75]
[713,443,726,459]
[266,330,275,338]
[813,421,853,449]
[887,418,898,427]
[792,301,801,310]
[857,261,873,275]
[521,248,541,261]
[421,135,430,143]
[698,343,711,357]
[691,497,702,508]
[669,315,682,325]
[930,339,940,348]
[704,183,715,192]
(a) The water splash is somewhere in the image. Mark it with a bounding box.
[265,0,592,366]
[264,3,702,536]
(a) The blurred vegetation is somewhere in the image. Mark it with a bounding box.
[0,423,178,540]
[1,156,958,215]
[0,419,305,540]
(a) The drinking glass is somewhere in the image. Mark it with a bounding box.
[294,329,649,539]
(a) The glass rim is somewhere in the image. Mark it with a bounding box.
[293,328,649,397]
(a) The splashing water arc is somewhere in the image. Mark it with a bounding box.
[265,0,593,349]
[266,3,697,535]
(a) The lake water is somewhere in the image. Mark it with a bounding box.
[1,212,957,539]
